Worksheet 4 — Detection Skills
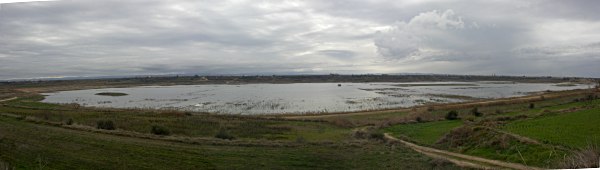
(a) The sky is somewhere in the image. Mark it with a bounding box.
[1,0,599,80]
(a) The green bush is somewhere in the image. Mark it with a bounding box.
[427,106,435,111]
[368,132,385,141]
[471,107,483,117]
[96,120,115,130]
[445,110,459,120]
[529,103,535,109]
[215,129,235,140]
[295,136,306,143]
[151,125,171,136]
[65,118,74,125]
[16,115,25,121]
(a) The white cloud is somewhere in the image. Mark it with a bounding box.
[374,9,482,61]
[0,0,56,4]
[0,0,599,79]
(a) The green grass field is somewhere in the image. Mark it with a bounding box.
[383,120,463,145]
[0,95,351,142]
[0,116,454,169]
[322,111,410,127]
[381,98,599,168]
[503,107,600,148]
[450,127,568,168]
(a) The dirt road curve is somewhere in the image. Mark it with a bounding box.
[384,133,542,170]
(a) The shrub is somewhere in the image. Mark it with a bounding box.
[295,136,306,143]
[529,103,535,109]
[429,158,452,167]
[471,107,483,117]
[96,120,115,130]
[215,129,235,140]
[368,132,385,141]
[65,118,74,125]
[445,110,459,120]
[427,106,435,111]
[351,129,369,139]
[415,117,423,122]
[43,113,50,120]
[465,116,475,122]
[329,118,355,128]
[16,115,25,121]
[151,125,171,136]
[588,94,595,101]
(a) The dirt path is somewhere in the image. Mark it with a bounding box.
[384,133,542,170]
[0,97,17,103]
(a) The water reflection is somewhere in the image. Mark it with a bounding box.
[42,82,586,115]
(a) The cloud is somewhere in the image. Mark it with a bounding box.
[371,5,600,77]
[0,0,56,4]
[0,0,599,79]
[373,9,524,61]
[317,50,357,59]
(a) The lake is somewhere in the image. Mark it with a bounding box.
[42,82,587,115]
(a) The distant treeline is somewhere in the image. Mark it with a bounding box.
[0,74,596,88]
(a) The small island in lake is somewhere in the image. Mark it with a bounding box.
[95,92,128,96]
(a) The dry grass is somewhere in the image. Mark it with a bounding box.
[0,160,13,170]
[328,118,357,128]
[560,144,600,169]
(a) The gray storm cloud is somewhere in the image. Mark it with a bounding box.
[0,0,599,79]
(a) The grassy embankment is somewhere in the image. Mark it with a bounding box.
[382,90,600,168]
[0,93,459,169]
[0,95,350,142]
[1,81,598,169]
[0,116,451,169]
[503,100,600,148]
[384,120,463,145]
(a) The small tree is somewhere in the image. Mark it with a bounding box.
[368,132,385,141]
[427,106,435,111]
[295,136,306,143]
[65,118,74,125]
[529,103,535,109]
[151,125,171,136]
[471,107,483,117]
[446,110,459,120]
[215,129,235,140]
[96,120,115,130]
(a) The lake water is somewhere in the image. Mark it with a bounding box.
[42,82,587,115]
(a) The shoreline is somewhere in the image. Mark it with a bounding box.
[34,85,596,118]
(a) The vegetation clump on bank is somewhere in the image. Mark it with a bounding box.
[96,120,115,130]
[445,110,459,120]
[215,129,236,140]
[151,125,171,135]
